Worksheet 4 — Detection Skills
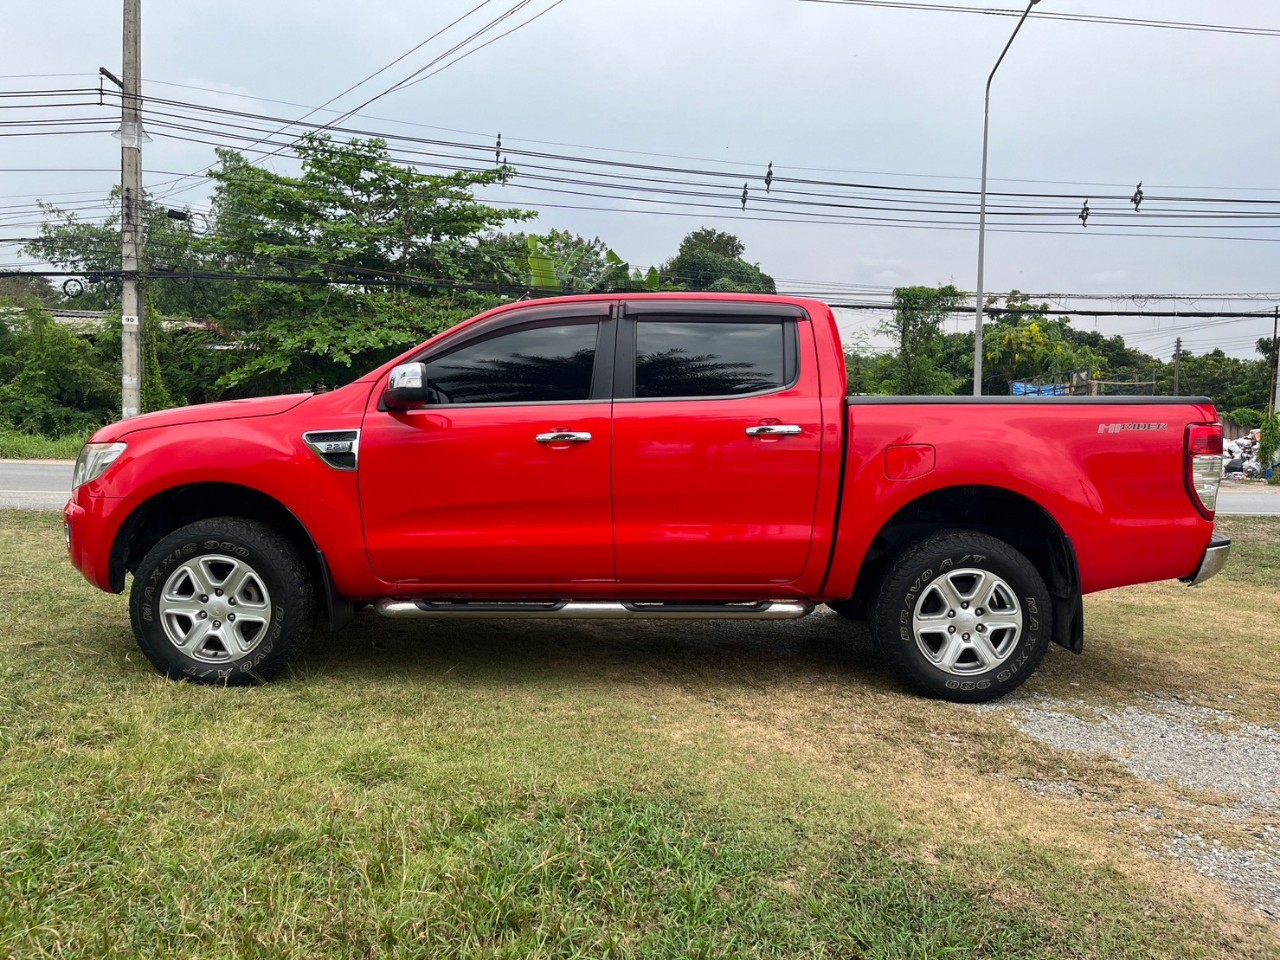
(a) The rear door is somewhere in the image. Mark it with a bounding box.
[360,302,616,585]
[611,301,825,585]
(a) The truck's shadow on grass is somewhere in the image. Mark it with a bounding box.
[293,608,1139,702]
[295,608,893,692]
[83,603,1163,704]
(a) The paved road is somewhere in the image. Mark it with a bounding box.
[1216,482,1280,516]
[0,460,73,511]
[2,459,1279,515]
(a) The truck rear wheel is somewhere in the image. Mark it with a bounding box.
[870,530,1052,703]
[129,518,315,684]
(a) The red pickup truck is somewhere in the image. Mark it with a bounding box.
[65,294,1229,701]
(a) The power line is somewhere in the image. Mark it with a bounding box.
[0,73,97,80]
[9,154,1280,248]
[129,77,1280,193]
[309,0,545,129]
[113,91,1280,209]
[258,0,504,140]
[148,0,519,203]
[389,0,571,96]
[13,206,1279,315]
[83,97,1279,242]
[830,302,1277,319]
[7,263,1273,339]
[10,84,1280,217]
[796,1,1280,38]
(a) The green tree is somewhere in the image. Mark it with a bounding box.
[598,249,672,292]
[1259,411,1279,476]
[1061,327,1159,382]
[0,301,117,436]
[843,330,901,395]
[204,134,535,392]
[519,230,610,292]
[0,275,58,304]
[23,191,228,319]
[982,293,1103,394]
[1157,349,1269,410]
[1224,408,1266,429]
[677,228,744,259]
[879,285,965,395]
[660,229,775,292]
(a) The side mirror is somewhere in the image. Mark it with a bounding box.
[383,362,432,410]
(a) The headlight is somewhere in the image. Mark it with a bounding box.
[72,442,127,490]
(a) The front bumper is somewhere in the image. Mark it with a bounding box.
[64,491,136,593]
[1180,533,1231,586]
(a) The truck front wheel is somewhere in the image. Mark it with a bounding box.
[870,530,1053,703]
[129,518,316,684]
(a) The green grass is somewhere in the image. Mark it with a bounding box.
[1,510,1276,959]
[0,429,84,460]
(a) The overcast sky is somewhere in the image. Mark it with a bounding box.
[3,0,1278,362]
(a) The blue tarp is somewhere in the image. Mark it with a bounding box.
[1011,381,1070,396]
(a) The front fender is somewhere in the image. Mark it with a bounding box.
[91,420,385,599]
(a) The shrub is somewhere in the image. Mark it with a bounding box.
[1225,407,1265,428]
[0,300,118,436]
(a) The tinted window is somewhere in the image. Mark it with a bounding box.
[423,322,598,404]
[635,320,787,398]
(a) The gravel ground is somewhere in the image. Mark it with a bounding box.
[978,695,1280,923]
[1165,831,1280,923]
[1012,699,1280,816]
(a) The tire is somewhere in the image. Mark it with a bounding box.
[129,518,316,684]
[870,530,1052,703]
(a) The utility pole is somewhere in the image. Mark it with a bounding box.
[1173,337,1181,395]
[118,0,145,419]
[1269,305,1279,416]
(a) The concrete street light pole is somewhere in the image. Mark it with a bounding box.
[973,0,1041,396]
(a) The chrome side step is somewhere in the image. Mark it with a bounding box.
[375,599,815,620]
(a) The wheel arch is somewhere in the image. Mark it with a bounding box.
[110,482,352,630]
[849,484,1083,653]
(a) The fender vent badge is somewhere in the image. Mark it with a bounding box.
[303,429,360,471]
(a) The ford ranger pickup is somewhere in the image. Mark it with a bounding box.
[64,294,1230,701]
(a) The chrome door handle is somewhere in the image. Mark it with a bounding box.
[535,431,592,443]
[745,424,802,437]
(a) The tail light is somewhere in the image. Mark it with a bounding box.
[1185,423,1222,518]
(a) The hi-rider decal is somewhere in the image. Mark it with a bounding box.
[1097,422,1169,434]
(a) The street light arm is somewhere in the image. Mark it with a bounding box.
[986,1,1039,99]
[973,0,1040,397]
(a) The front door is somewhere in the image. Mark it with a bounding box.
[611,302,825,585]
[360,304,615,585]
